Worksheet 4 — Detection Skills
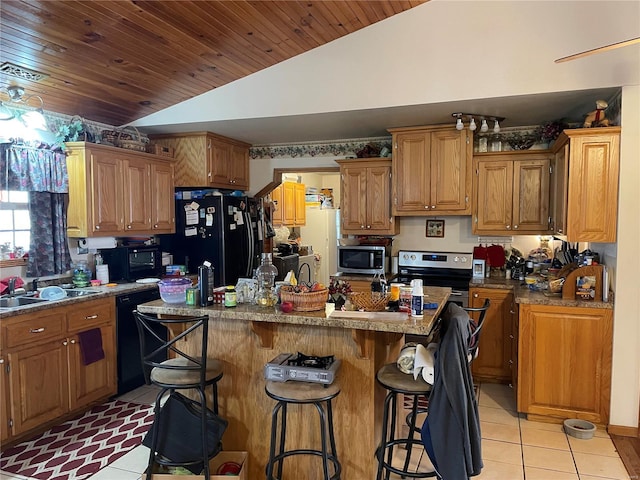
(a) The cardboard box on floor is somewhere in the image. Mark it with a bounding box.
[148,451,247,480]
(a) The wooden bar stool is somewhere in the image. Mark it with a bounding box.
[375,364,438,480]
[265,380,342,480]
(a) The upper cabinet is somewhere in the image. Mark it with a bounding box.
[551,127,620,242]
[473,152,552,235]
[65,142,175,237]
[271,181,306,227]
[389,125,472,216]
[337,158,398,235]
[149,132,250,190]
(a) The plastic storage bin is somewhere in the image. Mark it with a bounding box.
[158,277,192,304]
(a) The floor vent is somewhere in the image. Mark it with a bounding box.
[0,62,48,82]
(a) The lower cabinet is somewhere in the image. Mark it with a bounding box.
[1,297,116,444]
[517,304,613,424]
[469,287,514,384]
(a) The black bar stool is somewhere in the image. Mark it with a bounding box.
[265,380,342,480]
[375,363,437,480]
[134,311,224,480]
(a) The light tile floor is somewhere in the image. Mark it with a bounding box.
[0,383,632,480]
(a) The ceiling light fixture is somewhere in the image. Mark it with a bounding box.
[452,113,505,133]
[0,85,47,127]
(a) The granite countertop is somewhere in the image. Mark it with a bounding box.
[470,276,614,309]
[137,286,451,335]
[0,281,160,319]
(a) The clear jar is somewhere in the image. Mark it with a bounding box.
[255,253,278,307]
[224,286,237,307]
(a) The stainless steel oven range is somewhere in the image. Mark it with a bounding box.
[393,250,473,310]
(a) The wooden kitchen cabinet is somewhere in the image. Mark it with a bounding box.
[66,142,175,237]
[518,304,613,424]
[337,159,398,235]
[551,127,620,242]
[149,131,250,190]
[469,287,514,383]
[473,152,552,235]
[2,298,116,443]
[272,181,306,227]
[389,125,472,216]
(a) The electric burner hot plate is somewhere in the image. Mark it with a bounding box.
[264,352,341,385]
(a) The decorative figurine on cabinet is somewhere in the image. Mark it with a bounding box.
[583,100,610,128]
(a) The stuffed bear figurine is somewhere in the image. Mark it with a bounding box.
[583,100,610,128]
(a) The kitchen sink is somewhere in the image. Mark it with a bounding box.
[64,289,100,297]
[0,296,49,308]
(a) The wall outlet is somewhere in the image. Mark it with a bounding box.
[77,245,88,255]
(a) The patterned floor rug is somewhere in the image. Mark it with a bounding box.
[0,399,154,480]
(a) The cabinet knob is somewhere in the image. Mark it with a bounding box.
[63,340,68,346]
[513,225,519,230]
[154,224,159,229]
[509,334,514,339]
[506,225,511,230]
[366,225,371,229]
[473,293,479,298]
[95,225,100,230]
[558,228,563,233]
[0,359,4,364]
[431,205,435,209]
[127,225,132,229]
[424,205,429,209]
[30,327,45,333]
[509,359,514,365]
[70,339,76,344]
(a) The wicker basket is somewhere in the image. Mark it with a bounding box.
[147,144,174,157]
[118,126,148,152]
[349,292,391,312]
[279,286,328,312]
[101,129,131,146]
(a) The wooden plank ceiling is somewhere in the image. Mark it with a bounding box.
[0,0,426,126]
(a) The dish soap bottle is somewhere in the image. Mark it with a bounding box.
[255,253,278,307]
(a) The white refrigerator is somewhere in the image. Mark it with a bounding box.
[298,208,339,287]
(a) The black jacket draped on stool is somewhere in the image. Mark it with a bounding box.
[421,303,483,479]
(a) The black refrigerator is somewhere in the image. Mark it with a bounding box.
[159,193,264,287]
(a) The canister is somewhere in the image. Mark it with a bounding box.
[389,283,402,302]
[224,285,237,308]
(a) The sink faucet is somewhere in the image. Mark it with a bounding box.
[32,278,39,292]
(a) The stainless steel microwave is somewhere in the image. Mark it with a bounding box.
[337,245,388,275]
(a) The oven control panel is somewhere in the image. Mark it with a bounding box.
[398,251,472,270]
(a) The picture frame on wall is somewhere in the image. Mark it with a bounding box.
[426,219,445,238]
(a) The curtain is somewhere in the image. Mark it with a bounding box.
[1,143,71,276]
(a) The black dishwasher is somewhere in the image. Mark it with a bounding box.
[116,288,167,395]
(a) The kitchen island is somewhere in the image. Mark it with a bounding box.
[137,286,450,480]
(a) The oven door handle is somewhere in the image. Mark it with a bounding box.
[449,290,465,296]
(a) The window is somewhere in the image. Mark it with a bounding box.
[0,190,30,257]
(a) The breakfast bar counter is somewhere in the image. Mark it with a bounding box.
[137,286,450,479]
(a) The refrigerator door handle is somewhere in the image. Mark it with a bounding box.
[245,211,254,277]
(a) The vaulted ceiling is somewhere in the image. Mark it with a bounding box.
[0,0,426,126]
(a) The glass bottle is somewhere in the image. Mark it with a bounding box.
[255,253,278,307]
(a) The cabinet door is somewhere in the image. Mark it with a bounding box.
[512,158,550,233]
[469,288,512,383]
[90,154,124,234]
[1,354,9,444]
[209,138,232,187]
[430,129,469,213]
[271,184,284,225]
[518,304,613,423]
[150,161,175,233]
[341,166,367,232]
[68,324,116,411]
[8,340,69,435]
[294,182,306,226]
[567,132,620,242]
[123,156,152,232]
[551,144,569,235]
[393,132,431,214]
[367,164,393,232]
[474,160,513,233]
[283,182,296,226]
[230,144,250,190]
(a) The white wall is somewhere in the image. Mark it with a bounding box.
[609,85,640,429]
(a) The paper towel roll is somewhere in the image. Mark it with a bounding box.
[78,237,117,250]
